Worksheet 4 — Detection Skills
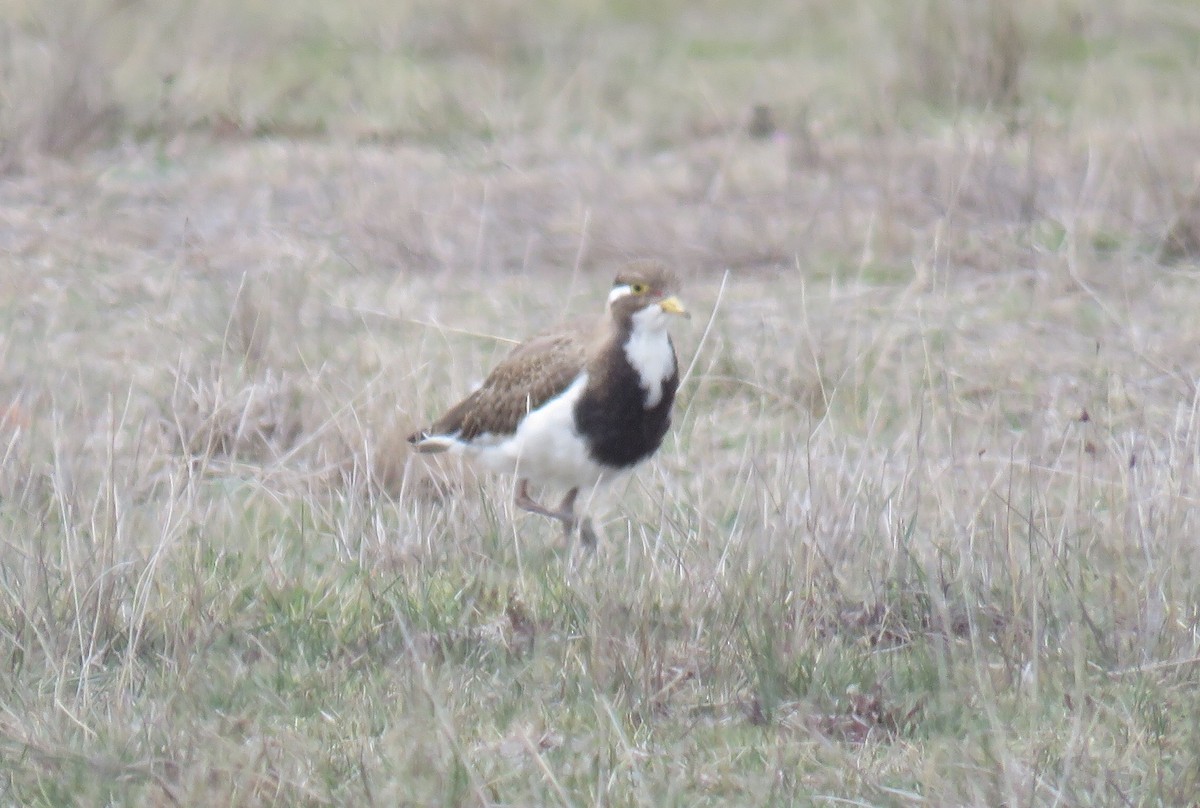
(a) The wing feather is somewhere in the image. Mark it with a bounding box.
[414,330,588,444]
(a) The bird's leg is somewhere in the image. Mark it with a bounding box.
[555,487,597,549]
[514,479,561,519]
[555,487,579,537]
[555,488,582,544]
[577,518,598,548]
[514,481,596,547]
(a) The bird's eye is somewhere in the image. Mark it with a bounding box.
[630,283,648,295]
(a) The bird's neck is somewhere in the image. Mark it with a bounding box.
[618,319,676,408]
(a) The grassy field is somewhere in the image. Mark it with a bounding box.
[3,0,1200,804]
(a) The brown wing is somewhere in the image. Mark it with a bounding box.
[420,329,588,442]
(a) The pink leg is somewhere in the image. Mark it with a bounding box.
[514,480,597,547]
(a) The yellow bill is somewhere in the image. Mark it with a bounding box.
[659,296,690,318]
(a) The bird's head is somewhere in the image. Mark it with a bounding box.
[606,260,689,331]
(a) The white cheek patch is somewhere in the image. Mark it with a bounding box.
[607,285,633,306]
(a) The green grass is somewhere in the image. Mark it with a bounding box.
[3,0,1200,805]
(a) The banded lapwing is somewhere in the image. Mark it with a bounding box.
[409,260,689,546]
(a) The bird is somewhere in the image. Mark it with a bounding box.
[408,260,689,547]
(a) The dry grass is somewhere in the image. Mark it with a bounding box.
[3,0,1200,805]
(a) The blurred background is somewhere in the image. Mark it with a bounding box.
[4,0,1199,161]
[3,0,1198,271]
[3,1,1200,804]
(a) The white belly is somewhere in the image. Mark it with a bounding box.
[468,375,607,490]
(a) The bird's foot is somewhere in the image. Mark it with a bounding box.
[560,516,598,550]
[517,481,597,549]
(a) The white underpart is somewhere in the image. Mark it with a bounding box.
[464,374,608,491]
[624,303,677,408]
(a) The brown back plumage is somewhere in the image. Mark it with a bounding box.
[409,328,589,445]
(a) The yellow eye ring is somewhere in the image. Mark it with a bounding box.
[630,282,648,295]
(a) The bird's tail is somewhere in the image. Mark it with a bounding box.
[407,430,458,454]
